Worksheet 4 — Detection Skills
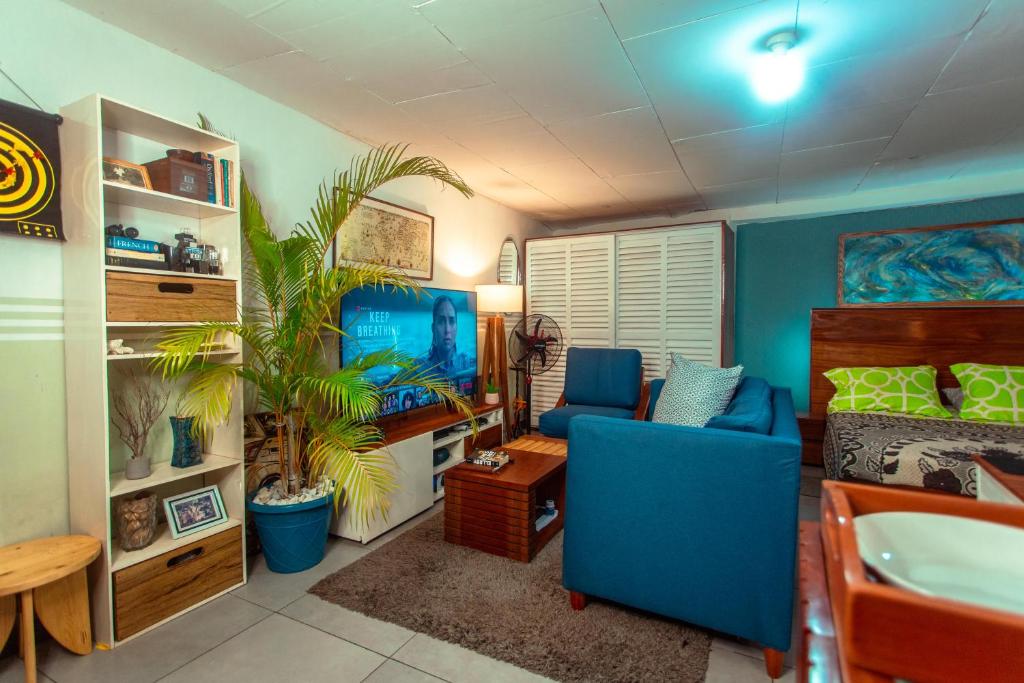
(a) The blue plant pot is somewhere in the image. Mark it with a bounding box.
[246,493,332,573]
[170,416,202,468]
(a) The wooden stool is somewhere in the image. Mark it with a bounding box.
[0,535,101,683]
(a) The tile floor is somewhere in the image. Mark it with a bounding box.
[0,467,825,683]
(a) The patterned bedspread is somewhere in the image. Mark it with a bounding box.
[823,412,1024,496]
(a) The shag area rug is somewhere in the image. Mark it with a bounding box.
[309,514,710,682]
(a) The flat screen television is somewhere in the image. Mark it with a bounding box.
[339,286,477,418]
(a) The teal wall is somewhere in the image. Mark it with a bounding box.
[735,193,1024,412]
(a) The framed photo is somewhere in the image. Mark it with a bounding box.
[332,196,434,280]
[838,219,1024,307]
[163,485,227,539]
[102,157,152,190]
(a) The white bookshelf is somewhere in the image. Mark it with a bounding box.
[60,94,246,647]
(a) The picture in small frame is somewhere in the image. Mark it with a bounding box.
[163,485,227,539]
[102,157,152,190]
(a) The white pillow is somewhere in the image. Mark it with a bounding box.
[652,355,744,427]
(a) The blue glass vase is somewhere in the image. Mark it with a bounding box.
[170,416,202,468]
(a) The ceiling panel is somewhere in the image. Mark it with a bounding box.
[786,36,961,118]
[623,0,798,140]
[779,137,889,201]
[955,126,1024,177]
[796,0,988,67]
[448,117,577,169]
[700,176,778,209]
[858,149,979,191]
[243,0,367,35]
[66,0,293,70]
[783,99,914,152]
[397,85,526,130]
[547,107,680,178]
[673,124,782,187]
[361,60,494,105]
[881,76,1024,160]
[602,0,771,40]
[932,0,1024,93]
[510,157,626,207]
[605,171,702,208]
[449,6,649,123]
[415,0,596,49]
[280,1,429,62]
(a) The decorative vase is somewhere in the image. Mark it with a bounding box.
[124,456,151,480]
[484,391,500,405]
[117,492,157,551]
[170,416,202,468]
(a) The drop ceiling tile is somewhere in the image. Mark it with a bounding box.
[605,171,701,207]
[673,124,782,188]
[796,0,989,67]
[783,99,914,152]
[548,107,680,178]
[415,0,595,47]
[955,126,1024,177]
[602,0,772,40]
[244,0,370,34]
[216,0,285,17]
[65,0,293,70]
[623,0,797,139]
[361,61,493,104]
[699,176,778,209]
[881,76,1024,160]
[281,1,430,61]
[932,0,1024,93]
[786,36,960,118]
[451,7,649,123]
[510,158,626,207]
[779,137,889,201]
[449,119,576,170]
[397,85,526,132]
[858,149,979,191]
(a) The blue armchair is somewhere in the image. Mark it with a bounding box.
[562,379,801,679]
[537,347,649,439]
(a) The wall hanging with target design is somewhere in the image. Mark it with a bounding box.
[0,98,63,241]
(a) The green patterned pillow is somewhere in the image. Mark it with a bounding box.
[951,363,1024,424]
[824,366,951,418]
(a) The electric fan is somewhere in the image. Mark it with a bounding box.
[507,314,564,435]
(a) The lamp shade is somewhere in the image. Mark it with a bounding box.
[475,284,523,313]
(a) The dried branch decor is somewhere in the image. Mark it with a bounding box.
[111,365,169,461]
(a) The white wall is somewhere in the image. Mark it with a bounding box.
[0,0,547,545]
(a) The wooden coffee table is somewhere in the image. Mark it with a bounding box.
[444,448,566,562]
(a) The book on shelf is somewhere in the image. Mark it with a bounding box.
[192,152,217,204]
[105,236,163,253]
[214,157,224,206]
[106,247,165,261]
[105,254,170,270]
[219,158,232,208]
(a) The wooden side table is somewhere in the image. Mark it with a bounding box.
[444,449,566,562]
[0,535,101,683]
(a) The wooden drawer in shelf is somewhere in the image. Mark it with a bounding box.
[106,271,236,323]
[113,525,243,640]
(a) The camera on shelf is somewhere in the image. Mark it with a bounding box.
[172,232,221,275]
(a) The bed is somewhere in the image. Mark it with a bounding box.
[810,307,1024,496]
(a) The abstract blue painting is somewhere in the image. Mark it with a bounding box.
[839,221,1024,306]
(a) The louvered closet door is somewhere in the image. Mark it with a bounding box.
[616,225,723,376]
[525,235,614,425]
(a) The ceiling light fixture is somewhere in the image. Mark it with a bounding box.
[750,30,804,104]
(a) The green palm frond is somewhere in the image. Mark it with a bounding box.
[178,362,241,435]
[296,368,381,422]
[305,418,393,523]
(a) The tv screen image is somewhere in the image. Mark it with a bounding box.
[340,286,478,417]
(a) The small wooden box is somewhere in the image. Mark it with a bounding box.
[113,526,243,640]
[144,157,207,201]
[821,481,1024,682]
[106,271,236,322]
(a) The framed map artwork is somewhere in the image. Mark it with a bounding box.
[333,196,434,280]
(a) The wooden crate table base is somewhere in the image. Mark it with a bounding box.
[0,535,102,683]
[444,449,566,562]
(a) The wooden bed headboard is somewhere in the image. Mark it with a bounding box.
[809,307,1024,420]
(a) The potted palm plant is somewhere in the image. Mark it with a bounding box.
[154,139,476,573]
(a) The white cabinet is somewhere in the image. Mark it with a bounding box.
[331,408,503,543]
[525,222,733,424]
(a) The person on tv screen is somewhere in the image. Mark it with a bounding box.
[401,391,414,411]
[417,295,473,384]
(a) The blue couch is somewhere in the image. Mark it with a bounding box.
[562,376,802,678]
[538,347,647,439]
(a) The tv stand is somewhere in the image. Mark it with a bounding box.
[330,403,504,543]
